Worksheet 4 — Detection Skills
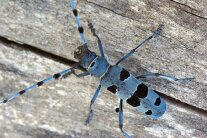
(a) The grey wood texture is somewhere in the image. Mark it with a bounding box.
[0,0,206,138]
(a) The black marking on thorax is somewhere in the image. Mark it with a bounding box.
[120,69,130,81]
[90,62,95,67]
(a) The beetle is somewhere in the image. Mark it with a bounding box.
[0,0,194,137]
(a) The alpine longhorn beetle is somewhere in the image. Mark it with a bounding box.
[0,0,194,137]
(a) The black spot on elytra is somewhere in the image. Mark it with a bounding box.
[127,92,140,107]
[37,81,44,87]
[19,90,26,95]
[78,27,84,33]
[136,83,148,98]
[127,83,148,107]
[90,62,95,67]
[54,73,61,79]
[107,85,117,94]
[73,9,78,16]
[120,69,130,81]
[154,97,161,106]
[145,110,152,115]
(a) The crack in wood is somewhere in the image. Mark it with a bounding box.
[170,0,207,20]
[0,35,206,117]
[0,36,78,67]
[169,0,207,20]
[86,0,207,22]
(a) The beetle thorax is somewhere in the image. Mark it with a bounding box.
[87,56,110,78]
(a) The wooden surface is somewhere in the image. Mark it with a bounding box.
[0,0,206,138]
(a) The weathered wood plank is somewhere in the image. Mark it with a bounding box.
[0,41,206,138]
[0,1,206,113]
